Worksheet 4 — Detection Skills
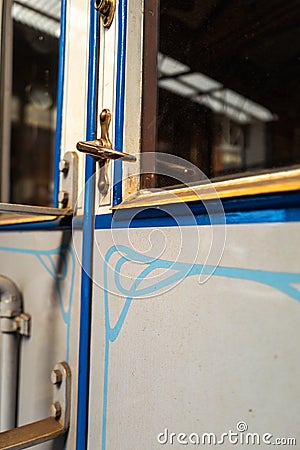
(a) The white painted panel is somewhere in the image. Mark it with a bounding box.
[89,222,300,449]
[61,0,90,211]
[95,6,118,211]
[0,231,82,450]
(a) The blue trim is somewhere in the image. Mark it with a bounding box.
[53,0,67,207]
[2,190,299,231]
[0,217,72,231]
[1,192,300,232]
[112,0,127,206]
[76,3,99,449]
[94,191,300,229]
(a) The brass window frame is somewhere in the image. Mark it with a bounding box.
[116,168,300,209]
[0,214,58,226]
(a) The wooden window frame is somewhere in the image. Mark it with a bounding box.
[130,0,300,209]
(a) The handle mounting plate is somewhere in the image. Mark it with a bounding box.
[0,361,71,450]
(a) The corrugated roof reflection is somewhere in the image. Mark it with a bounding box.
[158,53,276,125]
[14,0,60,19]
[12,0,60,38]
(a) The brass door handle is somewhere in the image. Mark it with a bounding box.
[76,109,136,196]
[76,109,136,162]
[0,362,71,450]
[76,140,136,162]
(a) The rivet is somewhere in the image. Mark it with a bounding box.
[59,160,69,174]
[51,369,62,385]
[58,191,69,207]
[50,401,61,420]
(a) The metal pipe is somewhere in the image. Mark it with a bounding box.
[0,333,19,430]
[0,275,22,432]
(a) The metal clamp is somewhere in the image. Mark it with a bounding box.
[0,276,31,337]
[0,361,71,450]
[0,314,30,336]
[76,109,136,196]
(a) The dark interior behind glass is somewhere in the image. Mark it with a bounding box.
[1,0,60,205]
[142,0,300,187]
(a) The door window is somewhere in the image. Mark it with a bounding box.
[0,0,61,205]
[142,0,300,188]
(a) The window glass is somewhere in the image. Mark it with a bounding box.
[143,0,300,186]
[0,0,61,205]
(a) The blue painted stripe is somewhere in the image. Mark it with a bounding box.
[1,191,300,232]
[76,2,99,449]
[53,0,67,207]
[112,0,127,206]
[94,191,300,229]
[0,217,72,231]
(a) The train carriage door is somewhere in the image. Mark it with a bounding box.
[0,0,96,449]
[73,1,140,448]
[86,1,300,449]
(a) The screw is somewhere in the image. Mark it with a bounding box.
[51,369,62,385]
[59,159,69,174]
[51,401,61,420]
[58,190,69,207]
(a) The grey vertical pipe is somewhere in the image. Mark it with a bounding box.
[0,276,22,432]
[0,333,19,431]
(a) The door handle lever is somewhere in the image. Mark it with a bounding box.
[0,362,71,450]
[76,109,136,162]
[76,109,136,196]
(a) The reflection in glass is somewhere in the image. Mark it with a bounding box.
[149,0,300,185]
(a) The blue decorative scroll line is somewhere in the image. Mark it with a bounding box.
[0,245,75,361]
[102,244,300,450]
